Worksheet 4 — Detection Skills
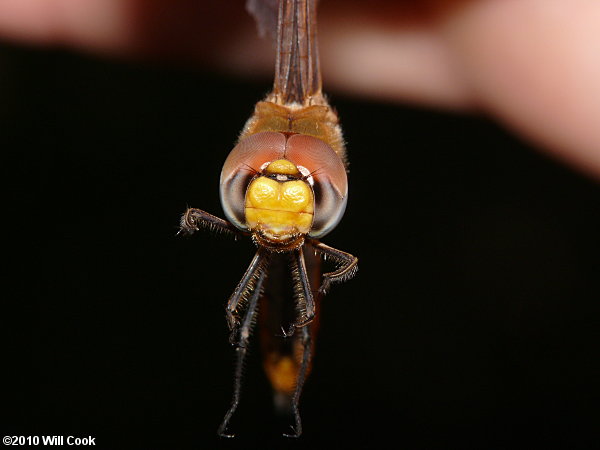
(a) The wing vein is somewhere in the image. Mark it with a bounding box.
[273,0,322,105]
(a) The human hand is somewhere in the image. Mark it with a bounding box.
[1,0,598,177]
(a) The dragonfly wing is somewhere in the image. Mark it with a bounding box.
[246,0,279,40]
[248,0,322,106]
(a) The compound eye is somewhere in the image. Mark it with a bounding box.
[309,174,348,238]
[284,134,348,238]
[219,132,286,230]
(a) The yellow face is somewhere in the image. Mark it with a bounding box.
[244,159,314,245]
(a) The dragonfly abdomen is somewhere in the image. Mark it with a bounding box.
[259,248,321,413]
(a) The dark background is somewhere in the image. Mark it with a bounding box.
[2,39,599,449]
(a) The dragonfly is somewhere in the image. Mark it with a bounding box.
[179,0,357,438]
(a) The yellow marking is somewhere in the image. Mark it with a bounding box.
[245,176,314,239]
[265,159,300,176]
[264,356,297,394]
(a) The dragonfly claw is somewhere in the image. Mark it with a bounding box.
[318,278,332,294]
[218,431,235,439]
[279,325,295,338]
[283,426,301,439]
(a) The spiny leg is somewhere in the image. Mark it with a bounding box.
[226,249,269,342]
[217,271,266,438]
[311,241,358,294]
[179,207,239,236]
[284,246,315,337]
[283,325,313,438]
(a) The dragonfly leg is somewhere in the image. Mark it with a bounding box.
[217,271,266,438]
[226,249,269,344]
[283,247,315,337]
[179,207,239,236]
[283,325,312,438]
[311,241,358,294]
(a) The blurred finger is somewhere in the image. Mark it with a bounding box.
[443,0,600,177]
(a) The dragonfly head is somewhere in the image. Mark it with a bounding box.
[245,159,314,250]
[220,131,348,251]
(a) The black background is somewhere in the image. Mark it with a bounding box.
[2,39,599,449]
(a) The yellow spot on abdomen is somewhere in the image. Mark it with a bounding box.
[264,356,298,394]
